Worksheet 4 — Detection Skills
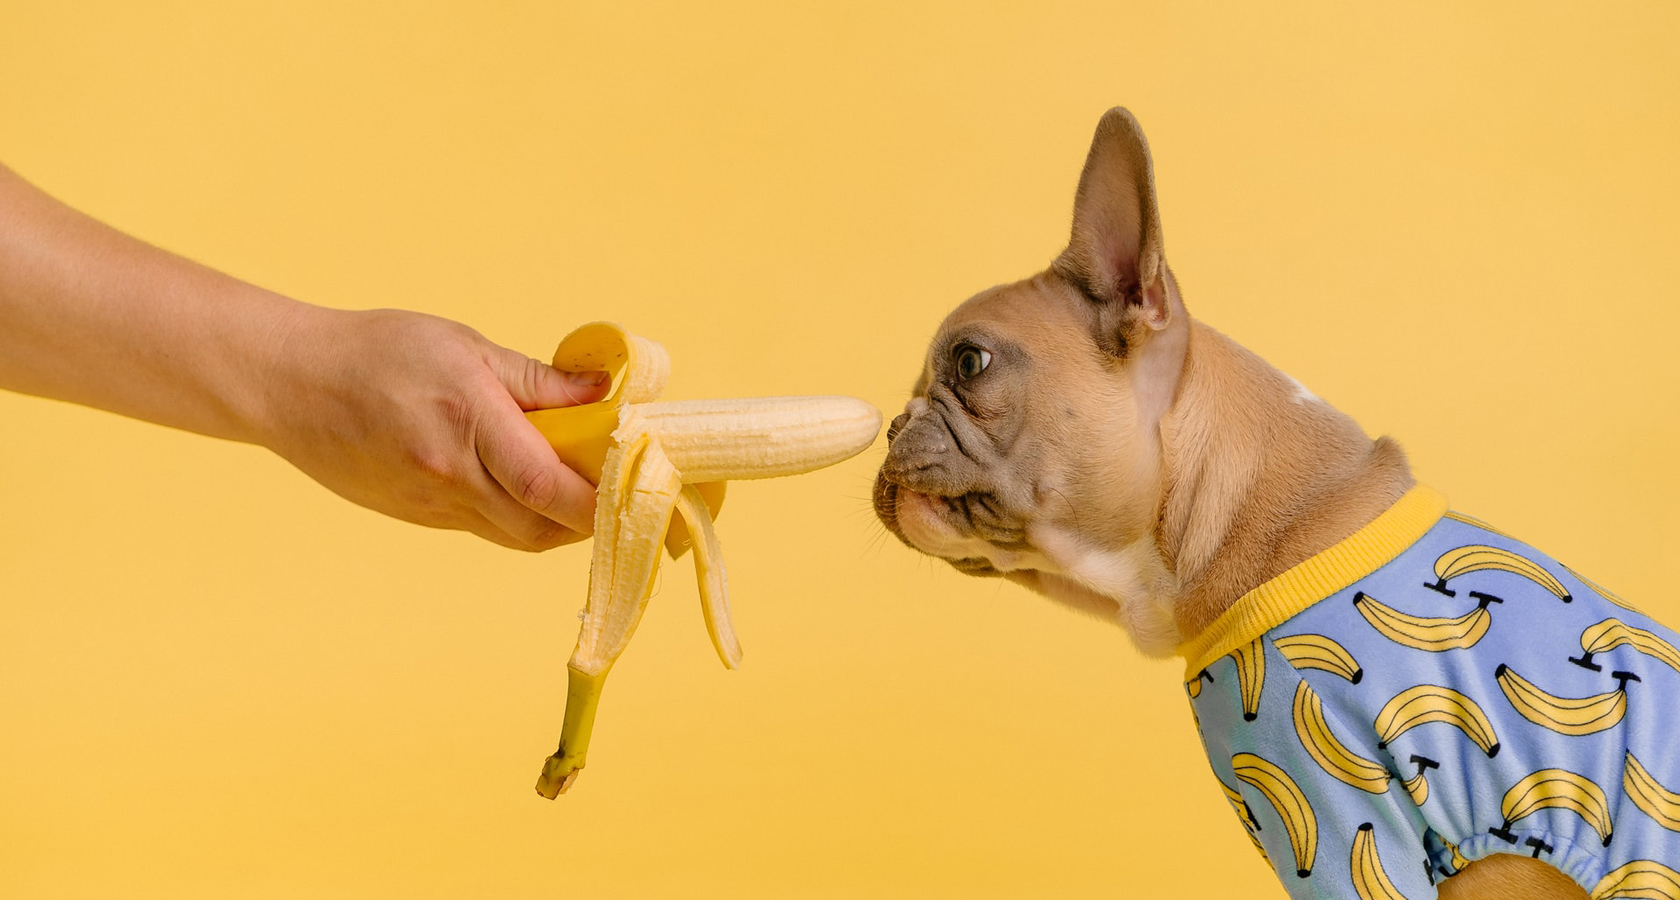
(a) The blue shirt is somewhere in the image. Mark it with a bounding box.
[1181,487,1680,897]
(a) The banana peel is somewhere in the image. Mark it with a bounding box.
[525,322,881,797]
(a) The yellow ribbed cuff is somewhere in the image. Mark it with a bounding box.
[1177,486,1448,677]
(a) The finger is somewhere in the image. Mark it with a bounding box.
[492,347,610,411]
[471,472,591,551]
[459,510,542,552]
[477,407,598,535]
[468,514,585,552]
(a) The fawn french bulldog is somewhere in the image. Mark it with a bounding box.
[873,108,1680,900]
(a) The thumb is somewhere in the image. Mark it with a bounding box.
[493,347,611,411]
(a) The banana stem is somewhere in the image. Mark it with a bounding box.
[535,666,608,799]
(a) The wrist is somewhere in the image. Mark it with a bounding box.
[227,291,331,450]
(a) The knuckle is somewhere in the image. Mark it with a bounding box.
[410,448,458,484]
[513,463,562,510]
[519,355,549,400]
[438,391,478,435]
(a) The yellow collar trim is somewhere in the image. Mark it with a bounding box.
[1176,485,1448,677]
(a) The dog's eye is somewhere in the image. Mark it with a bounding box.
[953,345,992,380]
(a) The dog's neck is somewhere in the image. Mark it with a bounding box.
[1155,321,1415,645]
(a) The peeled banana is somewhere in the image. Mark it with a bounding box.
[526,322,882,797]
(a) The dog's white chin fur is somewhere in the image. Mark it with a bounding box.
[895,490,1183,657]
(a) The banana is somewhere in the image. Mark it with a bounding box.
[1186,668,1213,700]
[1401,771,1428,807]
[1593,860,1680,900]
[1351,823,1405,900]
[528,323,882,797]
[1624,752,1680,833]
[1218,776,1269,861]
[1423,831,1470,878]
[1575,618,1680,676]
[1493,768,1613,848]
[1495,663,1630,736]
[1374,684,1500,758]
[1442,837,1469,872]
[1352,591,1496,652]
[1275,633,1363,683]
[1232,752,1317,878]
[1231,638,1266,721]
[1220,776,1261,831]
[1402,755,1438,807]
[1427,544,1572,602]
[1292,681,1391,794]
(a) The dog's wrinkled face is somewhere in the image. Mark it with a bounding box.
[871,107,1192,652]
[872,273,1168,597]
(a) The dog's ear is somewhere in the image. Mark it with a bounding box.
[1053,107,1171,355]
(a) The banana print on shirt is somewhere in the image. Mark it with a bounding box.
[1182,487,1680,898]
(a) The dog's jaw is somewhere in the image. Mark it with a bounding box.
[884,481,1184,655]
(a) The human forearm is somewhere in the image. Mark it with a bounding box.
[0,163,299,443]
[0,163,606,549]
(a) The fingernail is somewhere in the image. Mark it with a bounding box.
[566,370,610,387]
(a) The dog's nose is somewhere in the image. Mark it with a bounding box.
[887,412,910,443]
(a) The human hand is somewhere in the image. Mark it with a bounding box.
[259,306,609,550]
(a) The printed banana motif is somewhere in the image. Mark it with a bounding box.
[1494,768,1614,848]
[1351,823,1405,900]
[1275,633,1363,683]
[1292,681,1390,794]
[1401,772,1427,807]
[1402,755,1438,807]
[1374,684,1500,758]
[1220,777,1261,831]
[1186,668,1213,700]
[1625,753,1680,832]
[1218,777,1269,861]
[1592,860,1680,900]
[1575,618,1680,676]
[1423,830,1471,879]
[528,323,881,797]
[1232,639,1265,721]
[1496,664,1630,736]
[1441,836,1469,872]
[1353,591,1497,652]
[1427,544,1572,601]
[1232,752,1317,878]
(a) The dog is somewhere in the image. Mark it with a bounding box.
[872,108,1680,900]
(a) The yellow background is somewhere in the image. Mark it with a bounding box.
[3,3,1678,897]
